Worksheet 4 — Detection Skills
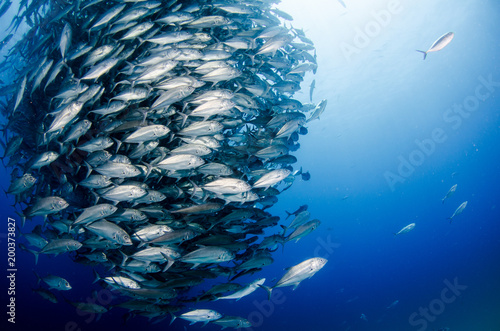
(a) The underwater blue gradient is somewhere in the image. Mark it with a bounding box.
[1,0,500,331]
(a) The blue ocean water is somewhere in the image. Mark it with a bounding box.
[1,0,500,331]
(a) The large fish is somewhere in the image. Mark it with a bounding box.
[260,258,328,299]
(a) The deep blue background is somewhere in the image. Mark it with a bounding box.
[1,0,500,330]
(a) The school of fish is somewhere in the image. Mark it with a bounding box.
[0,0,328,327]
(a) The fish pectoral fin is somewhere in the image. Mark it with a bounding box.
[292,283,301,290]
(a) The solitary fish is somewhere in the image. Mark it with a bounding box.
[442,184,457,204]
[34,271,72,291]
[448,201,467,223]
[260,257,327,299]
[416,32,454,60]
[386,299,399,309]
[394,223,415,236]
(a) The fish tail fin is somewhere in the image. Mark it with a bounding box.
[83,160,93,179]
[393,233,397,236]
[285,211,292,220]
[280,224,287,237]
[258,284,273,300]
[169,313,177,325]
[32,250,40,265]
[16,211,26,227]
[92,269,101,284]
[119,250,129,266]
[416,50,427,60]
[442,198,445,204]
[111,137,122,154]
[176,111,189,128]
[141,160,153,180]
[33,270,41,286]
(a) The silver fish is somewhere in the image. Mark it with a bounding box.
[177,121,224,137]
[442,184,457,204]
[24,196,69,218]
[253,169,291,190]
[59,22,72,59]
[123,125,170,143]
[85,220,132,245]
[394,223,416,236]
[157,154,205,171]
[203,178,251,195]
[417,32,454,60]
[261,258,327,298]
[180,246,234,269]
[172,309,222,326]
[99,185,148,203]
[73,204,118,226]
[217,278,265,301]
[448,201,467,223]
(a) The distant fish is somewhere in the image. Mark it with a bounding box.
[285,204,308,219]
[337,0,347,8]
[394,223,415,236]
[416,32,454,60]
[386,299,399,309]
[448,201,467,223]
[442,184,457,204]
[309,79,315,101]
[346,296,359,303]
[32,287,58,303]
[360,313,367,321]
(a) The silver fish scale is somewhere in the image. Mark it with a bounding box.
[2,0,327,325]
